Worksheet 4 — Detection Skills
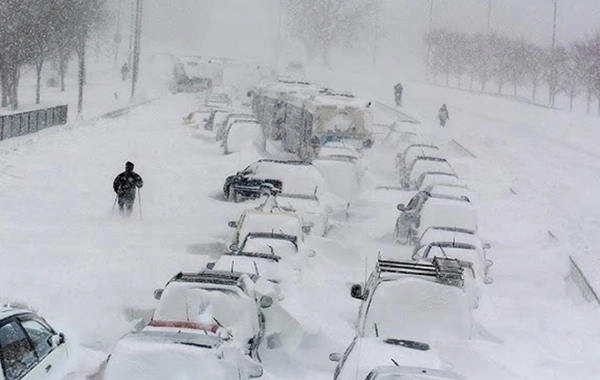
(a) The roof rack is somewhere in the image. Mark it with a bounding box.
[377,257,464,287]
[226,252,281,262]
[173,271,244,286]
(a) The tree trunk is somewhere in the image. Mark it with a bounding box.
[586,90,592,114]
[0,71,7,107]
[445,69,450,86]
[498,80,503,94]
[77,37,86,117]
[469,72,474,90]
[36,60,43,105]
[513,82,517,97]
[59,50,68,92]
[569,89,574,112]
[457,73,462,88]
[532,82,538,103]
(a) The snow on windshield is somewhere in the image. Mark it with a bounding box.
[153,283,258,344]
[105,337,235,380]
[239,213,302,242]
[364,278,472,341]
[253,162,328,196]
[242,237,297,257]
[418,200,478,236]
[226,123,265,154]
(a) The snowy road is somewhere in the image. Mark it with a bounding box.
[1,69,599,379]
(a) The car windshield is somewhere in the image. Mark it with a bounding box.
[239,213,301,242]
[364,279,471,341]
[252,162,327,196]
[241,237,297,257]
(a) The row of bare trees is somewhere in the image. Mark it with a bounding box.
[425,29,600,113]
[0,0,107,110]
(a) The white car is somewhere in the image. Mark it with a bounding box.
[402,158,455,190]
[0,307,68,380]
[228,209,308,247]
[216,113,258,141]
[350,257,473,342]
[395,193,478,245]
[252,193,330,237]
[151,270,276,359]
[397,144,444,174]
[104,328,262,380]
[330,336,464,380]
[414,227,493,284]
[224,121,266,154]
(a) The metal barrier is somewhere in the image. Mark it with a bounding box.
[0,105,68,141]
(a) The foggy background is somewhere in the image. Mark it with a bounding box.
[125,0,600,75]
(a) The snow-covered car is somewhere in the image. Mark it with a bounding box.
[263,193,331,237]
[330,336,464,380]
[416,172,463,192]
[0,307,68,380]
[401,157,455,190]
[312,158,360,201]
[151,270,276,359]
[207,93,232,110]
[394,193,477,245]
[414,227,493,284]
[317,142,361,162]
[206,109,231,132]
[350,257,473,342]
[104,329,262,380]
[216,113,258,141]
[224,121,266,154]
[421,184,473,203]
[397,144,444,174]
[228,209,307,246]
[223,159,328,202]
[208,251,294,289]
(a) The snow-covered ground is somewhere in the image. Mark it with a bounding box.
[1,63,599,379]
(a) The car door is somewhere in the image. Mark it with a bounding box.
[18,318,67,380]
[0,319,38,380]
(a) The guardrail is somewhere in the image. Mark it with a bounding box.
[0,105,68,141]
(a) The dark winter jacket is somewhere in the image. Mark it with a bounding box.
[113,170,144,198]
[394,83,403,95]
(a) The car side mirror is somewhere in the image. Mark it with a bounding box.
[302,225,312,234]
[329,352,342,362]
[397,203,406,211]
[59,332,66,345]
[351,284,364,300]
[483,242,492,249]
[228,221,238,228]
[229,243,239,252]
[259,296,273,308]
[153,288,164,300]
[308,250,316,258]
[49,334,63,347]
[206,262,215,270]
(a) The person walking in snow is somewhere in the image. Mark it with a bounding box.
[438,104,450,127]
[121,63,129,81]
[113,161,144,216]
[394,82,404,106]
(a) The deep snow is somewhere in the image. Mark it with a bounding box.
[0,64,599,379]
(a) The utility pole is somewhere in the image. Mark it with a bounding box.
[487,0,492,34]
[128,0,136,69]
[551,0,557,48]
[276,0,282,61]
[114,0,123,66]
[131,0,143,100]
[372,0,380,70]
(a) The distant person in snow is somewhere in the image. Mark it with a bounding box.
[394,82,404,106]
[121,63,129,81]
[113,161,144,216]
[438,104,450,127]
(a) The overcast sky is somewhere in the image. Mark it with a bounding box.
[114,0,600,66]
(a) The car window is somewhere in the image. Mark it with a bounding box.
[20,319,54,360]
[0,321,38,380]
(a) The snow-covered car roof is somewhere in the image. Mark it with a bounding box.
[0,307,28,320]
[417,173,464,191]
[409,160,454,186]
[403,147,445,167]
[226,122,265,154]
[213,253,291,284]
[317,144,360,161]
[422,184,471,200]
[237,210,303,244]
[104,329,242,380]
[418,197,478,236]
[245,160,328,197]
[338,337,445,380]
[276,193,321,213]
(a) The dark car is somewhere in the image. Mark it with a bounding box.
[224,159,313,202]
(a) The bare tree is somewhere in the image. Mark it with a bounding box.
[283,0,373,66]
